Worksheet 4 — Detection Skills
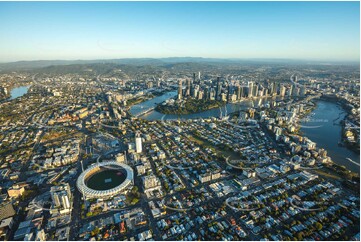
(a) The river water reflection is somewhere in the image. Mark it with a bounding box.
[300,100,360,173]
[9,86,30,100]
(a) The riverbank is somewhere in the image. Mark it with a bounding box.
[320,95,360,153]
[126,93,155,107]
[300,99,360,175]
[126,89,173,107]
[155,99,226,115]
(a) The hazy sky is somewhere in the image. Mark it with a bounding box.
[0,1,359,62]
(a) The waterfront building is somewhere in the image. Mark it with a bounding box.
[299,104,304,112]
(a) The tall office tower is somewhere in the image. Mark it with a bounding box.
[292,84,299,96]
[106,93,112,103]
[236,85,242,100]
[221,93,227,102]
[263,89,268,97]
[280,85,286,97]
[273,82,278,95]
[227,84,232,102]
[248,81,253,98]
[186,78,191,96]
[293,86,300,97]
[288,85,293,96]
[294,75,298,83]
[198,90,204,100]
[299,104,304,112]
[216,77,222,100]
[193,85,199,98]
[269,82,274,95]
[204,88,209,100]
[198,72,201,80]
[300,86,306,97]
[178,80,183,100]
[135,131,142,153]
[209,88,216,100]
[193,73,196,83]
[253,83,259,97]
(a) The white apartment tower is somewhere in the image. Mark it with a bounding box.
[135,131,142,153]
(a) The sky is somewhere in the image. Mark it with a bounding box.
[0,1,359,62]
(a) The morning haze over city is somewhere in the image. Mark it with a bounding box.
[0,1,359,242]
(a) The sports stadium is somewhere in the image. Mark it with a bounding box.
[77,161,134,199]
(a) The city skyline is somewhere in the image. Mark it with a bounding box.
[0,1,360,62]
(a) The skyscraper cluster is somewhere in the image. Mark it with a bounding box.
[177,74,307,102]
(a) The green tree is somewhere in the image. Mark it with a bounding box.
[131,198,139,205]
[315,222,323,231]
[296,232,303,241]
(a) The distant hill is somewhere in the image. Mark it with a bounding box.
[0,57,358,72]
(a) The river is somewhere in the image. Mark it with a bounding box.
[9,86,30,100]
[300,100,360,173]
[131,92,360,173]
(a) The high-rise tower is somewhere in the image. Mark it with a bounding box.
[216,77,222,100]
[248,81,253,98]
[178,80,183,100]
[135,131,142,153]
[186,78,191,96]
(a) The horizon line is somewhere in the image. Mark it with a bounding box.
[1,56,360,64]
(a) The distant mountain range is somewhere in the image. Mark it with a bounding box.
[0,57,358,71]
